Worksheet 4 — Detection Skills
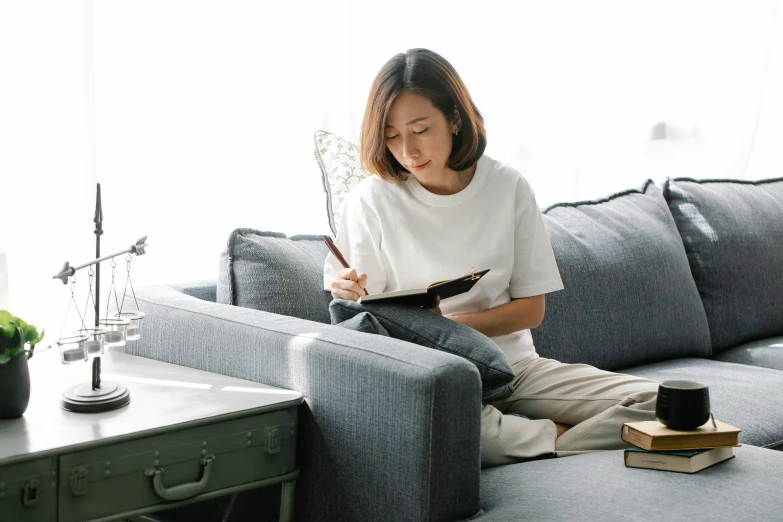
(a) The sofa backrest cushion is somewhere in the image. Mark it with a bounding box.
[217,229,333,324]
[530,180,712,370]
[663,177,783,353]
[330,299,514,402]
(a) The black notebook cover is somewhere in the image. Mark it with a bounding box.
[358,268,490,307]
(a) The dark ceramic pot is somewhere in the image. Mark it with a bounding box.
[655,380,710,431]
[0,329,31,418]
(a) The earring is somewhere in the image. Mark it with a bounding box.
[454,129,459,136]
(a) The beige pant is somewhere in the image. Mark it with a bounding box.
[480,356,659,468]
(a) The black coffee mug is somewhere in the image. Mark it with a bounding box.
[655,380,711,430]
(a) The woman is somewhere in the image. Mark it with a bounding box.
[324,48,658,468]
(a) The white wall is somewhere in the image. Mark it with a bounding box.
[0,1,96,338]
[2,0,781,346]
[89,0,781,284]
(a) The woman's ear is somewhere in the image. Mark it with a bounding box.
[452,106,462,134]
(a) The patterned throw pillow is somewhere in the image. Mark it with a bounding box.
[314,130,368,236]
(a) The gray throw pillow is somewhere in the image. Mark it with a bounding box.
[330,299,514,401]
[531,180,712,371]
[217,229,333,324]
[335,311,390,336]
[663,177,783,353]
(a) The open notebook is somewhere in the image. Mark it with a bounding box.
[358,268,490,308]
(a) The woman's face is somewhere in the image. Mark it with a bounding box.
[384,91,459,183]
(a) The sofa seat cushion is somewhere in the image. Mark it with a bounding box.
[663,177,783,353]
[217,229,333,324]
[479,445,783,521]
[531,180,711,371]
[713,335,783,371]
[619,358,783,450]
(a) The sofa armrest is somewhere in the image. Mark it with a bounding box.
[119,284,482,522]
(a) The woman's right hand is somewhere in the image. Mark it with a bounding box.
[330,268,369,301]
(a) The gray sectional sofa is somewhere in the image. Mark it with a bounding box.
[119,176,783,521]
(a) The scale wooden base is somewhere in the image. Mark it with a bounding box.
[61,381,130,413]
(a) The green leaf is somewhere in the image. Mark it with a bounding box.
[0,323,15,339]
[10,346,24,357]
[22,325,44,345]
[0,351,10,364]
[0,310,13,324]
[0,310,44,346]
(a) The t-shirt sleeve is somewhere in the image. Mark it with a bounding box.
[323,186,388,295]
[509,176,564,299]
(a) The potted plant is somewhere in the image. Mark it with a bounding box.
[0,310,44,418]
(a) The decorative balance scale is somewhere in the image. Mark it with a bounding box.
[52,183,148,413]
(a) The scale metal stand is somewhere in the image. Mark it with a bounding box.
[52,183,148,413]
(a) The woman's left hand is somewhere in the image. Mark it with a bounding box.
[423,295,442,315]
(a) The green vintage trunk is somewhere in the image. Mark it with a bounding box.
[58,408,298,522]
[0,456,58,521]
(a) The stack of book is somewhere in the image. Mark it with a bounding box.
[621,419,741,474]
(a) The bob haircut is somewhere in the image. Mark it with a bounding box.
[360,48,487,182]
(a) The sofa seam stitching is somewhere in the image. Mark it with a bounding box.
[669,176,783,186]
[761,439,783,449]
[543,179,655,213]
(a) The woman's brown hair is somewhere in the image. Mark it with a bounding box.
[360,48,487,182]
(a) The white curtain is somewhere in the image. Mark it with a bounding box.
[747,0,783,179]
[2,0,782,347]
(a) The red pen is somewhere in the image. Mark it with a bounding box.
[323,235,369,296]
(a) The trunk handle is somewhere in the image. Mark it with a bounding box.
[144,455,214,501]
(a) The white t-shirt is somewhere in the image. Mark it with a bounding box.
[323,154,564,366]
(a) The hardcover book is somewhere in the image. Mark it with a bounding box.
[624,446,735,473]
[358,268,490,308]
[621,419,741,451]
